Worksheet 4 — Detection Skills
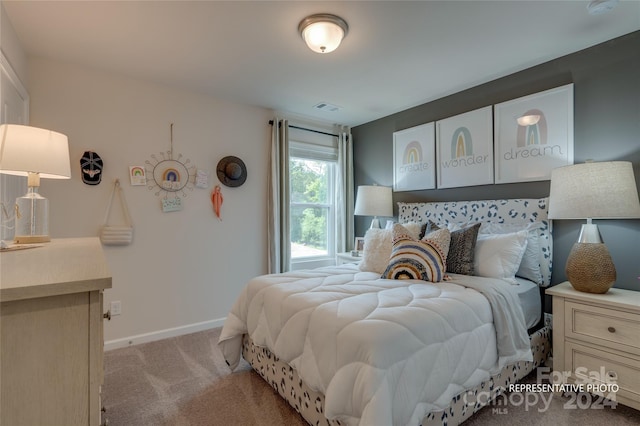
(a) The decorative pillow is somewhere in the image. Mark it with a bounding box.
[423,221,480,275]
[419,221,459,238]
[480,222,543,284]
[381,224,451,282]
[473,231,528,284]
[359,222,422,273]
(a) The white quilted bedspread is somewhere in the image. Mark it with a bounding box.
[219,264,532,426]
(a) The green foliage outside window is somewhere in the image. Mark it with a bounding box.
[290,158,330,254]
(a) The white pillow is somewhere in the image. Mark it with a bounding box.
[480,222,543,284]
[359,222,421,273]
[473,231,528,284]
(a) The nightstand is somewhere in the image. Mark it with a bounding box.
[546,282,640,410]
[336,252,362,265]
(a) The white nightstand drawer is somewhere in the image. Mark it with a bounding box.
[565,301,640,355]
[565,341,640,403]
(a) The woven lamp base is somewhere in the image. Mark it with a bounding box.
[566,242,616,294]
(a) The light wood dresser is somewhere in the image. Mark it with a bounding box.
[546,281,640,410]
[1,238,112,425]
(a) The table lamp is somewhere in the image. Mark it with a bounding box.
[548,161,640,293]
[0,124,71,243]
[354,185,393,229]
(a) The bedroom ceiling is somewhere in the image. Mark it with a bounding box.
[3,1,639,127]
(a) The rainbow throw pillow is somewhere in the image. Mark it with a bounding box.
[381,223,450,283]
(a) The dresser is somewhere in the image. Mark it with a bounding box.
[546,282,640,410]
[1,238,112,425]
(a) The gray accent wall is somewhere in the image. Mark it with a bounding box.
[352,31,640,292]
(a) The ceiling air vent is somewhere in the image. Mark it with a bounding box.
[587,0,618,15]
[313,102,341,112]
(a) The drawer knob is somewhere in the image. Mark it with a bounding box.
[607,326,616,333]
[607,371,617,380]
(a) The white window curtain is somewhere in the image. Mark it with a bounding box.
[268,119,290,273]
[268,119,353,273]
[336,126,354,253]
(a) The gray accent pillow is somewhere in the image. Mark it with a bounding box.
[422,221,481,275]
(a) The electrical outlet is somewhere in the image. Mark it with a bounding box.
[544,313,552,329]
[110,301,122,316]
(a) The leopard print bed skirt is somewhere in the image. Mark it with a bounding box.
[241,326,551,426]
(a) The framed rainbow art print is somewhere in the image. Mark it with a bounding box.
[393,122,436,192]
[129,165,147,186]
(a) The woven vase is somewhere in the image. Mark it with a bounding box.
[566,242,616,294]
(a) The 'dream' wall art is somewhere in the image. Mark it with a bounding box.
[494,84,574,184]
[393,122,436,191]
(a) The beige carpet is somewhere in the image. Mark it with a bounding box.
[103,328,640,426]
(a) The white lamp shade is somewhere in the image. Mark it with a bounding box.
[354,185,393,217]
[0,124,71,179]
[302,22,344,53]
[548,161,640,219]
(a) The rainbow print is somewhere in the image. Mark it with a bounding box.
[129,165,147,185]
[516,109,547,147]
[450,127,473,159]
[393,122,436,191]
[162,168,181,182]
[403,141,423,164]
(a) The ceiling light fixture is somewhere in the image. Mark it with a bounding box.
[298,14,348,54]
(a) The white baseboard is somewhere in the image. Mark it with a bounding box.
[104,318,226,351]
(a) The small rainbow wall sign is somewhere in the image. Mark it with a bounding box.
[129,165,147,186]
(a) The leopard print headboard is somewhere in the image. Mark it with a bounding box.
[397,198,552,286]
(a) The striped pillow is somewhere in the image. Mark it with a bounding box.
[381,224,451,282]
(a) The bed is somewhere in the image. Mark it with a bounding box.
[219,198,552,426]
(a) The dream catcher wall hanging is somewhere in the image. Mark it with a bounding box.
[145,124,196,212]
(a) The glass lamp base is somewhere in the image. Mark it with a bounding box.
[14,188,50,244]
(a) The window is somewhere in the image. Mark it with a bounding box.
[289,140,338,269]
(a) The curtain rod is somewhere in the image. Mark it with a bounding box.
[268,120,339,138]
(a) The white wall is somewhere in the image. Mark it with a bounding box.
[28,57,272,347]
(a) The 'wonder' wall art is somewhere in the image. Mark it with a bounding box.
[436,106,493,189]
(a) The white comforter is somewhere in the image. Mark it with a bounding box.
[219,264,532,426]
